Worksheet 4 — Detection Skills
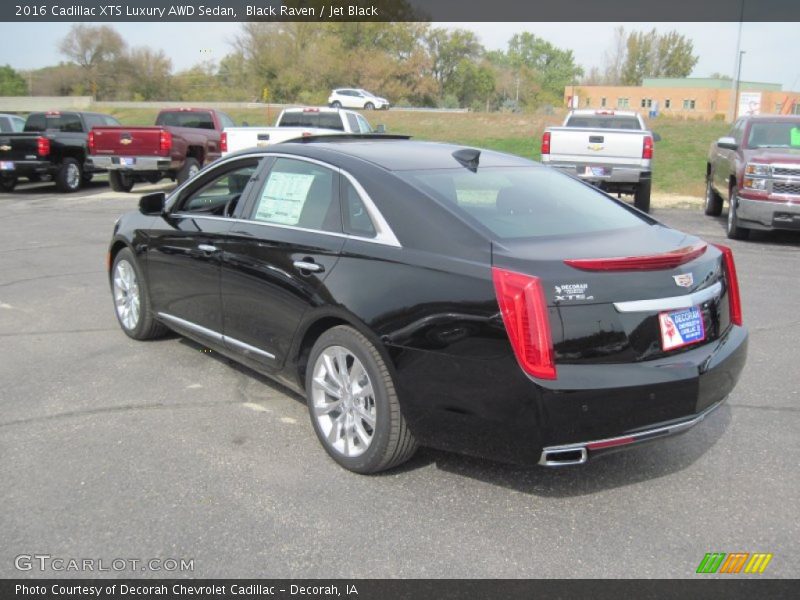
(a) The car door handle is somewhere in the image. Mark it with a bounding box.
[197,244,218,253]
[293,260,324,273]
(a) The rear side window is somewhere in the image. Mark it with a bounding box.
[278,112,345,131]
[156,111,215,129]
[566,115,642,130]
[341,179,376,237]
[400,167,646,239]
[251,158,340,232]
[0,117,11,133]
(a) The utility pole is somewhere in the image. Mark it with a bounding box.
[728,0,746,122]
[733,50,746,120]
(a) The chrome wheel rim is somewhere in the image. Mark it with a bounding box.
[311,346,376,458]
[188,163,200,179]
[727,195,736,231]
[113,259,140,330]
[66,163,80,189]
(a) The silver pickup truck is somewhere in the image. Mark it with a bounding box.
[541,110,659,212]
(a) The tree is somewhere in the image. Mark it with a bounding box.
[620,29,698,85]
[58,24,126,99]
[425,28,483,97]
[506,33,583,106]
[122,48,172,100]
[0,65,27,95]
[445,60,496,110]
[602,26,627,85]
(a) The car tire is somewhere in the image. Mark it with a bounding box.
[704,176,723,216]
[177,158,201,185]
[109,171,135,193]
[726,188,750,240]
[0,177,17,192]
[55,158,82,193]
[633,180,651,213]
[364,102,375,111]
[331,101,342,109]
[305,325,418,474]
[111,247,168,340]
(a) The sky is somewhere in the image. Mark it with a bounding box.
[1,21,798,91]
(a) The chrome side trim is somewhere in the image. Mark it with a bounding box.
[224,335,276,360]
[538,399,724,467]
[158,312,223,343]
[157,312,275,360]
[613,281,722,313]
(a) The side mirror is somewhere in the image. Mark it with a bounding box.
[717,136,738,151]
[652,132,662,142]
[375,124,386,134]
[139,191,166,215]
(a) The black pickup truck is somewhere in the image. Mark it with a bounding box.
[0,111,120,193]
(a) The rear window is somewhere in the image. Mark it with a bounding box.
[24,113,84,133]
[156,111,216,129]
[85,114,120,129]
[278,112,344,131]
[399,167,646,239]
[565,115,642,130]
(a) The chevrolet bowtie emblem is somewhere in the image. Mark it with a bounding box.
[120,138,132,145]
[588,144,604,151]
[0,145,10,152]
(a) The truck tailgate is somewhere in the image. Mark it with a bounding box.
[549,128,646,164]
[0,133,45,162]
[91,127,165,156]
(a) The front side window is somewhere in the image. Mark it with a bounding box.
[251,158,340,233]
[399,167,646,240]
[176,160,260,216]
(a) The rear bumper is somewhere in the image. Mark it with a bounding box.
[0,160,55,177]
[543,160,649,184]
[90,155,174,172]
[539,398,725,466]
[737,195,800,231]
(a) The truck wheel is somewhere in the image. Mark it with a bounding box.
[704,176,723,216]
[364,102,375,111]
[177,158,200,185]
[109,171,135,193]
[726,190,750,240]
[0,177,17,192]
[55,158,82,193]
[633,180,651,213]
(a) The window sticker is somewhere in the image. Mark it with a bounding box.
[255,172,315,225]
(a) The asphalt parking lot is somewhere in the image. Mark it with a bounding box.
[1,178,798,579]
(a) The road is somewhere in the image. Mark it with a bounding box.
[1,179,798,578]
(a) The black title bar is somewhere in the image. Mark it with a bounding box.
[2,0,800,22]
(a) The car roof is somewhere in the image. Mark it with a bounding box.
[268,138,536,171]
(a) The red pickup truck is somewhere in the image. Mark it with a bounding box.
[89,108,236,192]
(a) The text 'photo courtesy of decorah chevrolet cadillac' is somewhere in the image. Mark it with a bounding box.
[107,135,746,473]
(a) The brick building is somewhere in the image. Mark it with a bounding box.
[564,78,800,121]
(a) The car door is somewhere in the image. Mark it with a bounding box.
[714,119,743,192]
[146,156,265,340]
[220,156,345,371]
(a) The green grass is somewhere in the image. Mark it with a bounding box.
[95,104,728,197]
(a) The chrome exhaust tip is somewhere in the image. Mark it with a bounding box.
[538,446,588,467]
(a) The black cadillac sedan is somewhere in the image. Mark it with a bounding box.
[108,137,748,473]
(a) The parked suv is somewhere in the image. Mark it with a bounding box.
[328,88,390,110]
[705,115,800,239]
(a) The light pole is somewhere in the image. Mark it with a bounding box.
[733,50,746,120]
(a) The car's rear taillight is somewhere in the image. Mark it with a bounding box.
[713,244,743,326]
[492,267,557,380]
[87,130,95,155]
[159,130,172,155]
[220,131,227,153]
[37,136,50,157]
[541,131,551,156]
[642,135,654,159]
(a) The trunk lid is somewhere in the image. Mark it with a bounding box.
[492,224,730,364]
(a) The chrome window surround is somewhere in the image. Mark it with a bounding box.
[613,281,722,313]
[168,151,402,248]
[158,312,276,360]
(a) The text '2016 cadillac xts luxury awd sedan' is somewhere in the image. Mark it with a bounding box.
[108,136,748,473]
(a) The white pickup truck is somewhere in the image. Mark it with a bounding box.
[221,107,376,156]
[541,110,660,212]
